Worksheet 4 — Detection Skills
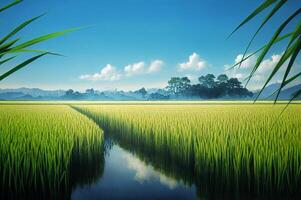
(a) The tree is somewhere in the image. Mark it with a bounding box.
[167,77,191,96]
[227,78,242,89]
[229,0,301,104]
[0,1,73,82]
[66,89,74,96]
[86,88,95,95]
[217,74,229,83]
[199,74,216,88]
[134,87,147,97]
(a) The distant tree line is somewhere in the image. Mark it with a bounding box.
[165,74,253,99]
[63,74,253,100]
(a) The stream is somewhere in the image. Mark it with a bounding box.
[71,138,197,200]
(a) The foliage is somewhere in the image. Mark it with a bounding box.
[74,104,301,195]
[0,105,104,198]
[0,0,74,82]
[166,74,253,99]
[229,0,301,104]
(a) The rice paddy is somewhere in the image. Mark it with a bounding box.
[73,103,301,196]
[0,102,300,198]
[0,105,104,199]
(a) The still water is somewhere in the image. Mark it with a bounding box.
[71,141,196,200]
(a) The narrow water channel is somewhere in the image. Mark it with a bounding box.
[71,139,197,200]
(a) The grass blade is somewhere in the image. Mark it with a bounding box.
[254,37,301,101]
[0,53,47,81]
[274,36,301,103]
[228,0,277,38]
[0,56,16,66]
[238,0,287,69]
[226,32,293,71]
[246,8,301,87]
[0,14,44,46]
[0,0,22,13]
[10,28,78,51]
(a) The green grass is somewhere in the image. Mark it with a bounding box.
[73,103,301,195]
[0,105,104,198]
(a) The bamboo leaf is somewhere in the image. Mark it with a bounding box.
[246,8,301,86]
[227,32,293,71]
[0,38,20,53]
[0,14,44,46]
[0,53,47,81]
[0,49,62,56]
[280,88,301,114]
[228,0,277,38]
[284,72,301,85]
[9,28,78,51]
[238,0,287,69]
[274,36,301,103]
[0,56,16,66]
[0,0,22,13]
[255,37,301,101]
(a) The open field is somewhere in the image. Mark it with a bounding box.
[0,102,301,198]
[0,105,104,198]
[0,100,301,105]
[73,103,301,195]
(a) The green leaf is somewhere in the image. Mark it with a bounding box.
[0,49,63,57]
[0,14,44,46]
[226,32,293,71]
[0,53,47,81]
[246,8,301,86]
[284,72,301,85]
[238,0,287,69]
[280,88,301,115]
[274,36,301,103]
[0,38,19,53]
[9,28,78,51]
[0,56,16,66]
[255,36,301,101]
[228,0,277,38]
[0,0,22,13]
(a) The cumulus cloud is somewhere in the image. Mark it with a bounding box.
[80,59,163,82]
[234,54,257,69]
[179,52,207,71]
[225,53,288,90]
[124,61,145,76]
[79,64,121,81]
[147,60,164,73]
[124,60,164,76]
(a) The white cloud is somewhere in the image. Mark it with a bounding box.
[124,61,145,76]
[79,64,121,81]
[225,53,288,90]
[147,60,164,73]
[179,52,207,71]
[234,54,257,69]
[124,60,164,76]
[123,151,178,189]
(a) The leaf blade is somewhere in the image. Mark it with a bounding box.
[0,53,47,81]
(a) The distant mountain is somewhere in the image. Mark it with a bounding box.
[254,83,301,100]
[0,84,300,101]
[0,88,65,97]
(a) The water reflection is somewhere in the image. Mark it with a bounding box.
[71,140,196,200]
[122,146,179,189]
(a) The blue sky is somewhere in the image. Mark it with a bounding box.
[0,0,300,91]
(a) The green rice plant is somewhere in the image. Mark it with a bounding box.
[74,104,301,196]
[0,105,104,199]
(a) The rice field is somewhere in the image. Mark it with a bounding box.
[0,105,104,199]
[73,104,301,196]
[1,102,300,198]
